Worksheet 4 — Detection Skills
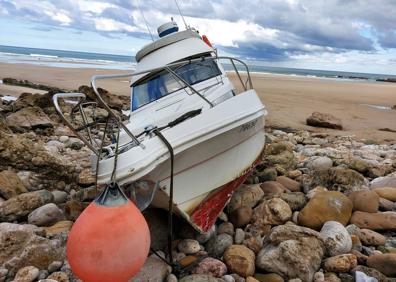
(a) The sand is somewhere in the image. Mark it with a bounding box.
[1,62,395,142]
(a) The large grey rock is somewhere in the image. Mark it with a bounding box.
[303,168,367,193]
[28,203,65,227]
[0,223,64,272]
[6,107,53,132]
[206,233,233,258]
[0,190,54,222]
[320,221,352,256]
[256,224,325,281]
[306,112,343,130]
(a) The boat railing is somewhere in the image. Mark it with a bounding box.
[52,56,253,157]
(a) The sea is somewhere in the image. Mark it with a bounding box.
[1,45,396,81]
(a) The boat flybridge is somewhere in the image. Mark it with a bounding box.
[53,21,267,233]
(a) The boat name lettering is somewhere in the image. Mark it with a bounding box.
[240,119,257,132]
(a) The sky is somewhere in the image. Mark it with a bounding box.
[0,0,396,74]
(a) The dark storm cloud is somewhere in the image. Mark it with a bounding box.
[0,0,395,60]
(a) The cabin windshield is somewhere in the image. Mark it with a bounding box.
[131,59,221,111]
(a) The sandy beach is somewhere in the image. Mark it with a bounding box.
[1,62,395,141]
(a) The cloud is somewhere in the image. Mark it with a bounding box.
[0,0,395,62]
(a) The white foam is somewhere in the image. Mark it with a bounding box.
[360,103,391,110]
[30,53,59,58]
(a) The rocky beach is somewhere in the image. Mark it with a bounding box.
[0,76,396,282]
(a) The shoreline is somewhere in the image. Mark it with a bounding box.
[1,62,395,142]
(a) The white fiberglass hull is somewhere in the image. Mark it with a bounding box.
[96,90,267,232]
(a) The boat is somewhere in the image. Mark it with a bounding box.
[53,20,267,233]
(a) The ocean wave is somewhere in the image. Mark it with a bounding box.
[29,53,59,58]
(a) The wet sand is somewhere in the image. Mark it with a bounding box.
[1,62,395,141]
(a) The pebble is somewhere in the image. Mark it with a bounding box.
[51,190,68,204]
[223,245,255,277]
[351,235,363,252]
[206,233,233,258]
[179,274,219,282]
[280,192,306,211]
[276,176,301,192]
[0,268,8,282]
[366,253,396,276]
[256,224,324,281]
[217,222,235,236]
[230,206,253,228]
[14,266,40,282]
[227,184,264,212]
[38,269,49,280]
[59,135,69,143]
[167,273,178,282]
[323,254,357,273]
[178,239,200,254]
[234,228,245,244]
[191,257,227,277]
[252,198,292,226]
[28,203,65,227]
[378,197,395,211]
[373,187,396,201]
[298,191,353,230]
[357,229,386,246]
[310,156,333,170]
[320,221,352,256]
[222,274,236,282]
[47,271,69,282]
[196,225,216,244]
[348,190,379,213]
[47,261,63,273]
[260,181,288,196]
[350,211,396,230]
[313,272,324,282]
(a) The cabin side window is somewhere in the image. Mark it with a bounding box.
[132,59,221,111]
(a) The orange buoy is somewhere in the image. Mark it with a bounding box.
[202,35,213,47]
[67,184,150,282]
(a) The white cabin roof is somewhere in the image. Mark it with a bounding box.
[131,31,214,85]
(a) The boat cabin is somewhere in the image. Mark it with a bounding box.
[127,25,236,134]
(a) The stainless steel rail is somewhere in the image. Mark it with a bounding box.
[52,93,100,155]
[53,55,254,157]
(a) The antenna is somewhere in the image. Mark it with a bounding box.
[174,0,188,29]
[137,0,154,41]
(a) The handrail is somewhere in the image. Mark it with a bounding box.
[90,73,144,149]
[52,93,100,155]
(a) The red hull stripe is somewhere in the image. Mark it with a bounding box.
[190,158,260,232]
